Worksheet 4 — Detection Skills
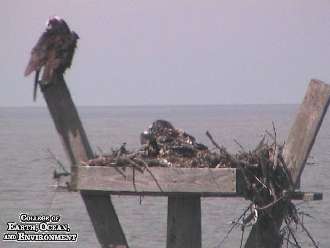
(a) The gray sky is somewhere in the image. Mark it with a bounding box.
[2,1,330,106]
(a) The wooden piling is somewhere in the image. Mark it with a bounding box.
[167,196,201,248]
[283,79,330,188]
[245,79,330,248]
[42,75,129,248]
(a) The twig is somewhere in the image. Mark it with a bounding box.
[272,121,277,147]
[206,130,222,151]
[278,153,294,189]
[256,195,286,211]
[116,157,144,172]
[284,217,301,248]
[233,138,246,153]
[282,236,301,248]
[216,204,252,248]
[133,158,163,192]
[265,129,275,142]
[253,175,269,191]
[113,167,127,179]
[298,219,319,248]
[298,211,315,220]
[239,227,245,248]
[132,166,137,192]
[254,135,266,152]
[46,148,69,174]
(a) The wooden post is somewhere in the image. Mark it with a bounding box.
[42,75,129,248]
[245,79,330,248]
[167,196,201,248]
[244,202,286,248]
[283,79,330,188]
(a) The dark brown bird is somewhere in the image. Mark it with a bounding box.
[24,16,79,101]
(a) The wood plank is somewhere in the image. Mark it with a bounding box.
[286,191,323,201]
[245,79,330,248]
[42,75,129,248]
[75,166,236,195]
[283,79,330,188]
[167,196,201,248]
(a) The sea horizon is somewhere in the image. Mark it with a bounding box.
[0,103,299,108]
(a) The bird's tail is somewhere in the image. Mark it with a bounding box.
[33,70,40,102]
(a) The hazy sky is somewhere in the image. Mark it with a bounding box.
[2,1,330,106]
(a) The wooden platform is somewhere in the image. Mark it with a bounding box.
[73,165,323,201]
[41,76,328,248]
[74,166,236,196]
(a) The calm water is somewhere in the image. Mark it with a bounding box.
[0,105,329,248]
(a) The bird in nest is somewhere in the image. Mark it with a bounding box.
[24,16,79,101]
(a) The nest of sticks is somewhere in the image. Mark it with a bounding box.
[81,120,319,247]
[84,120,292,202]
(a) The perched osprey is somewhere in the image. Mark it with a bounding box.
[24,16,79,101]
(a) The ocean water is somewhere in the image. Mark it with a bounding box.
[0,105,329,248]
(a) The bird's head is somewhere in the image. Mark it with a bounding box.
[46,16,70,33]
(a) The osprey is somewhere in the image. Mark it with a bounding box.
[24,16,79,101]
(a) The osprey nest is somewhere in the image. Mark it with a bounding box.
[84,120,292,203]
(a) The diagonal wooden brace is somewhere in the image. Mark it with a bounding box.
[42,75,129,248]
[245,79,330,248]
[283,79,330,188]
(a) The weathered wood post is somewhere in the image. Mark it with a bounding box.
[283,79,330,188]
[245,79,330,248]
[42,74,129,248]
[167,196,201,248]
